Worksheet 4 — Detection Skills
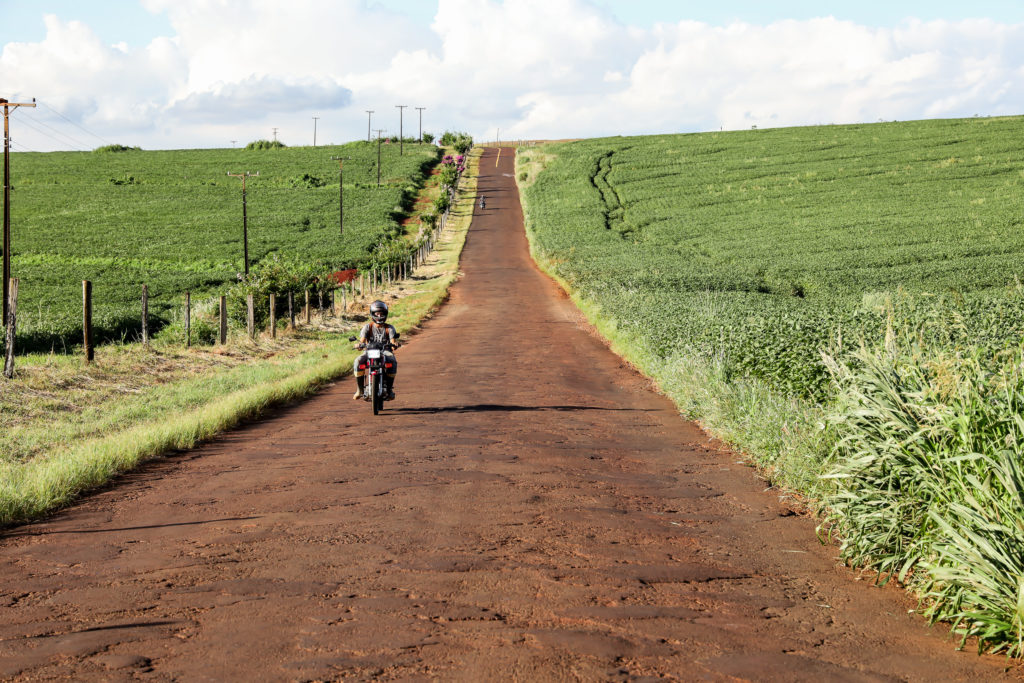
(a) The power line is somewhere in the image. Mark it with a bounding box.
[374,128,386,187]
[395,105,407,156]
[37,101,112,146]
[3,97,36,322]
[8,141,36,153]
[13,114,90,151]
[226,171,259,275]
[415,106,426,143]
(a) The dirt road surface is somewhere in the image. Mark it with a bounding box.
[0,148,1018,681]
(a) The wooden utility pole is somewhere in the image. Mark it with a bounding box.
[227,171,259,275]
[185,291,191,348]
[416,107,425,143]
[219,295,227,344]
[312,116,319,146]
[365,110,373,142]
[2,97,35,322]
[374,129,386,187]
[395,105,407,155]
[269,292,276,338]
[141,284,149,345]
[83,280,93,363]
[4,277,17,378]
[330,155,351,235]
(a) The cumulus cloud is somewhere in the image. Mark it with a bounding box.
[2,1,1024,150]
[170,76,352,122]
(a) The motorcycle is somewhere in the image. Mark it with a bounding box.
[479,195,486,209]
[350,333,399,415]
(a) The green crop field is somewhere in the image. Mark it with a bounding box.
[4,140,439,350]
[519,116,1024,655]
[521,117,1024,399]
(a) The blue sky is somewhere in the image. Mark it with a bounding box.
[5,0,1024,47]
[3,0,1024,150]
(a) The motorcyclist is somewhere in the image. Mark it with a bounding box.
[479,195,486,209]
[353,300,399,401]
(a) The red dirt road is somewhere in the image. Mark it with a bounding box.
[0,149,1018,681]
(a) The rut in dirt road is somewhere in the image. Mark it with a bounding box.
[0,148,1017,681]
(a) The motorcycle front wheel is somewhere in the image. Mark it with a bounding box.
[370,373,380,415]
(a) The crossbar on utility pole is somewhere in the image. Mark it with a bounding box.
[366,110,374,142]
[415,107,425,143]
[227,171,259,275]
[374,129,386,187]
[330,155,351,235]
[2,97,36,322]
[395,105,407,155]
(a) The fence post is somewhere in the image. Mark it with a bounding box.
[269,292,276,339]
[82,280,94,363]
[141,284,149,345]
[342,283,347,313]
[288,291,295,329]
[304,290,310,325]
[219,295,227,344]
[185,291,191,348]
[4,278,18,378]
[246,293,255,339]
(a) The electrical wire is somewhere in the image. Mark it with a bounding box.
[38,100,113,146]
[12,115,90,152]
[9,140,38,153]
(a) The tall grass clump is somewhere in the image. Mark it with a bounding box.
[822,322,1024,655]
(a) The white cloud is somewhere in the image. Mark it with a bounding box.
[2,2,1023,150]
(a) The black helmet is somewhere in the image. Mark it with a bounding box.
[370,300,388,324]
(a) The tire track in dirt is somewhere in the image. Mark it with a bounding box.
[0,148,1017,681]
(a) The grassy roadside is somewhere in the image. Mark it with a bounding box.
[0,147,482,526]
[516,146,827,498]
[516,141,1024,657]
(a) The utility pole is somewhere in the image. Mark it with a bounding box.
[366,110,374,142]
[230,140,237,148]
[395,105,407,155]
[2,97,35,322]
[271,127,278,142]
[227,171,259,275]
[330,155,350,235]
[312,116,319,147]
[416,107,425,143]
[374,129,385,187]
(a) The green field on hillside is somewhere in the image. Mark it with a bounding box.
[519,116,1024,655]
[4,141,439,349]
[521,117,1024,399]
